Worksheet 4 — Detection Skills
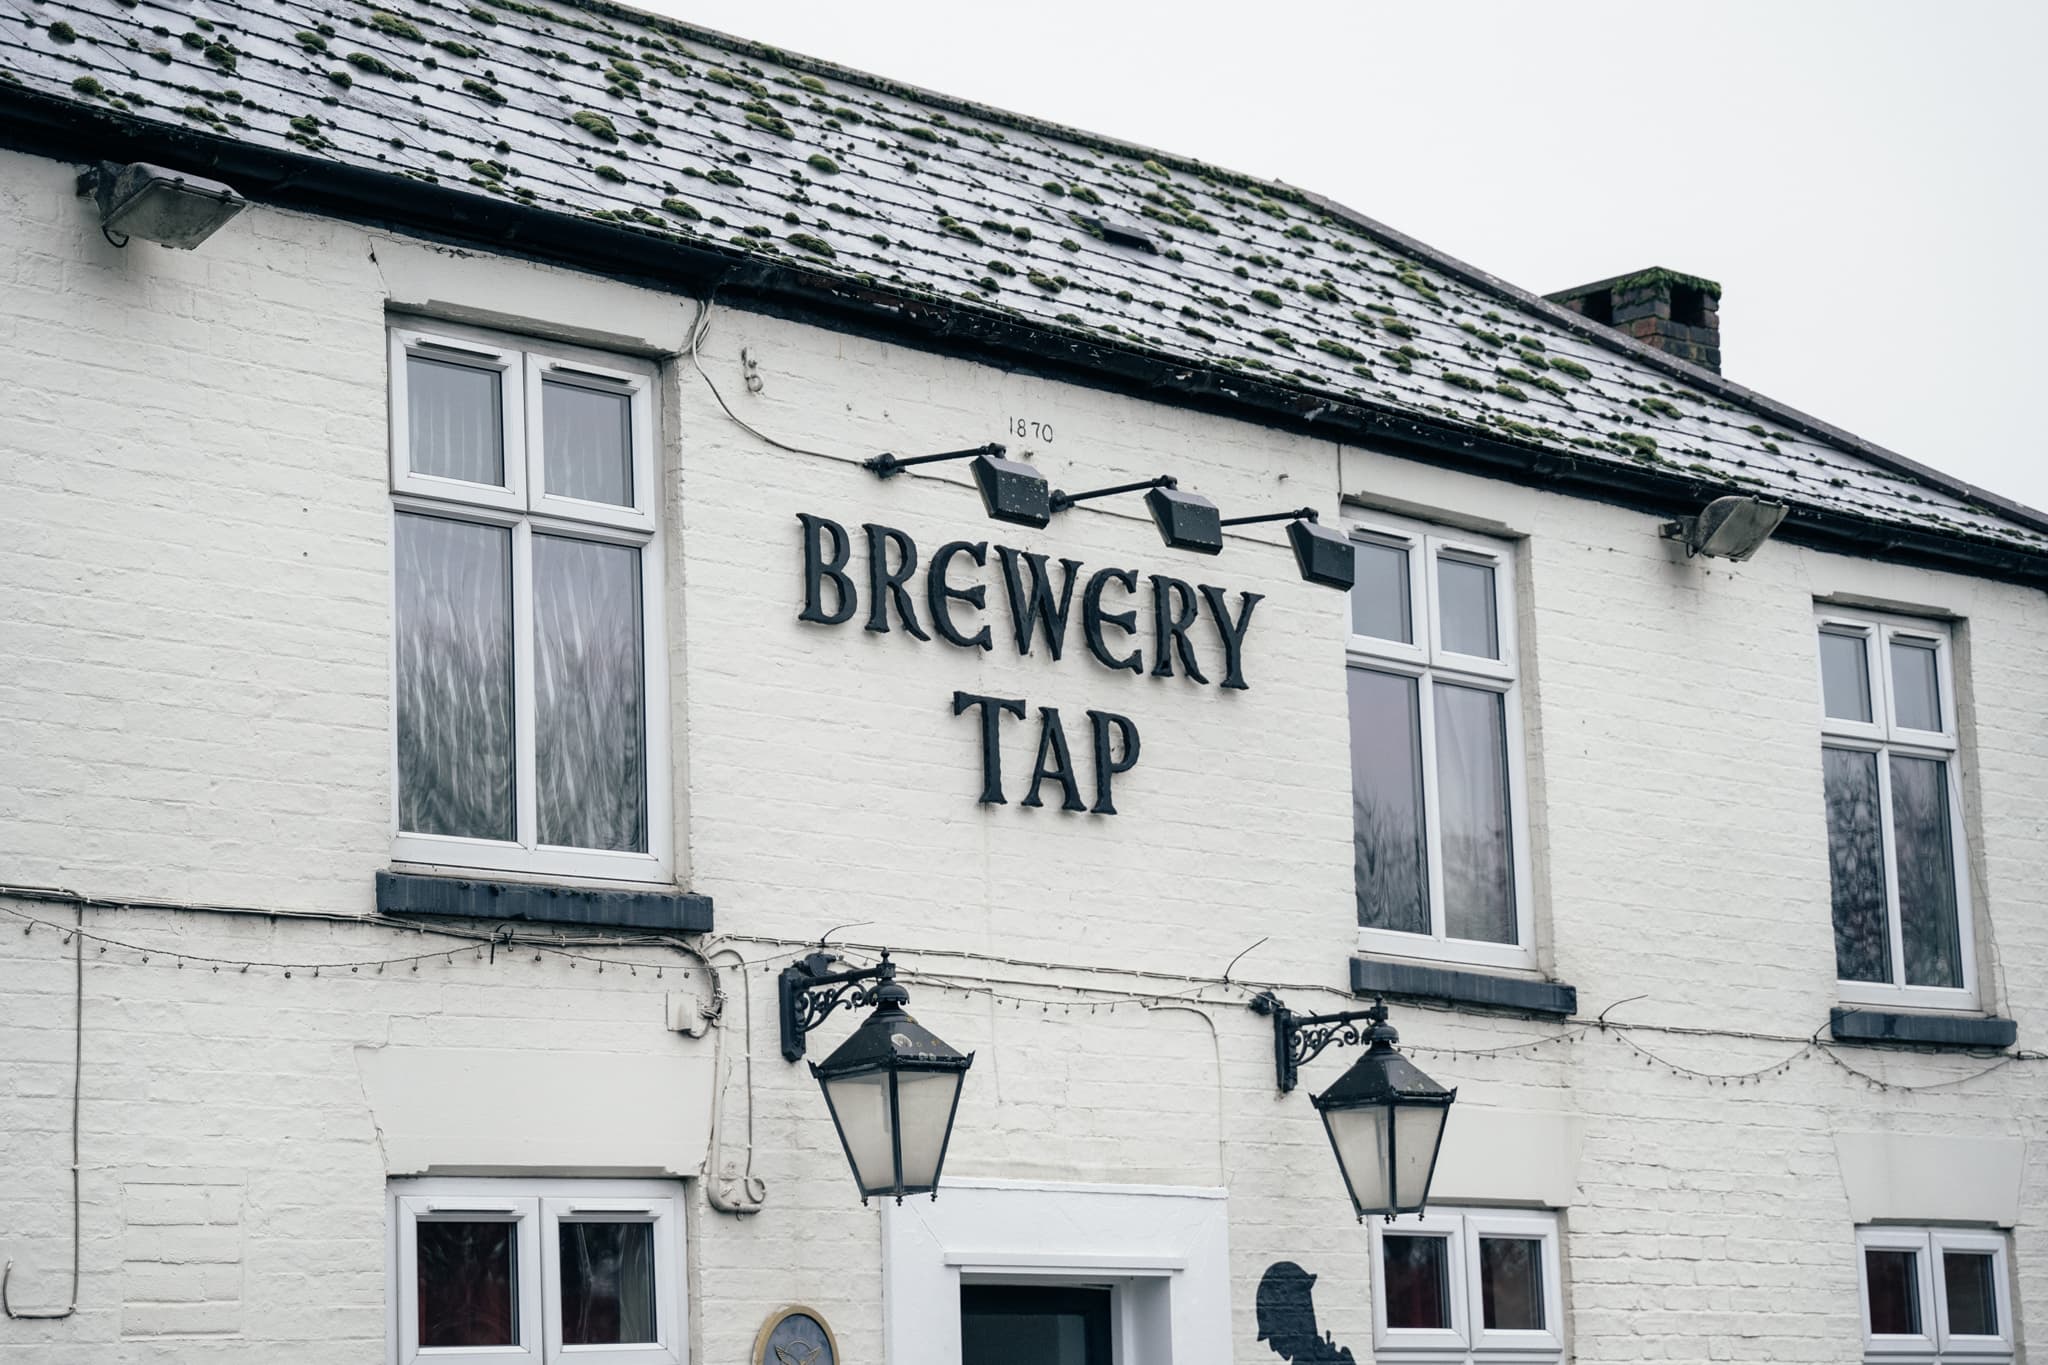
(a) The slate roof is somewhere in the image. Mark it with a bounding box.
[5,0,2046,568]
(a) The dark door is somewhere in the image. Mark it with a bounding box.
[960,1285,1114,1365]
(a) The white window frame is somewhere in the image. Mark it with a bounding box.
[1370,1208,1564,1364]
[388,323,672,884]
[1347,514,1534,971]
[392,1178,685,1365]
[1856,1225,2012,1364]
[1815,610,1975,1010]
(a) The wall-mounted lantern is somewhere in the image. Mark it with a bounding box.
[780,951,973,1204]
[1218,508,1356,590]
[862,443,1051,528]
[77,161,245,249]
[1252,992,1455,1221]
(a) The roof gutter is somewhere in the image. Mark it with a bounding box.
[6,88,2048,591]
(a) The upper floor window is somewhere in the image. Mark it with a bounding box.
[1857,1225,2010,1363]
[388,325,670,883]
[1371,1208,1564,1364]
[1348,516,1532,969]
[1816,610,1972,1008]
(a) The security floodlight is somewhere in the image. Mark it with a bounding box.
[1219,507,1356,589]
[780,951,973,1204]
[77,161,245,249]
[863,443,1050,528]
[1253,992,1456,1221]
[1661,494,1787,562]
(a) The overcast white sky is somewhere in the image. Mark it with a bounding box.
[635,0,2047,513]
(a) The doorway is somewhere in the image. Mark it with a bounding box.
[960,1285,1114,1365]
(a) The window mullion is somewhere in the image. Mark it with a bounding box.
[1416,666,1448,941]
[513,521,540,853]
[1874,745,1905,989]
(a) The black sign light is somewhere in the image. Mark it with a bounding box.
[863,443,1051,528]
[1219,508,1357,590]
[781,951,974,1204]
[1252,992,1456,1221]
[1048,475,1224,555]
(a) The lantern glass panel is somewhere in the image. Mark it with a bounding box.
[821,1072,896,1195]
[1321,1103,1392,1215]
[1392,1103,1450,1209]
[894,1070,964,1189]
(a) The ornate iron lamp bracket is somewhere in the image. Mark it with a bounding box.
[779,950,896,1062]
[1250,990,1393,1092]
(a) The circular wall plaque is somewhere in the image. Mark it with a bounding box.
[753,1306,838,1365]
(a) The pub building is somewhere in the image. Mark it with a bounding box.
[2,2,2044,1363]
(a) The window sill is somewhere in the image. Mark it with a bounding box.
[375,870,713,933]
[1351,956,1576,1018]
[1829,1006,2014,1051]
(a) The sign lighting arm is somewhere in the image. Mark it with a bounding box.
[1048,474,1178,514]
[862,443,1008,479]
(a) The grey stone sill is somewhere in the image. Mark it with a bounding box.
[1351,956,1577,1018]
[375,870,713,933]
[1829,1006,2015,1051]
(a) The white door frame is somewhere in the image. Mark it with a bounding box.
[880,1178,1233,1365]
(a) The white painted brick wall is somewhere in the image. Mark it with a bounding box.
[3,143,2046,1364]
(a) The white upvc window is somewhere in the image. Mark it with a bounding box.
[1857,1226,2011,1364]
[1370,1209,1564,1364]
[391,1178,685,1365]
[1815,610,1974,1010]
[388,325,671,884]
[1346,515,1533,970]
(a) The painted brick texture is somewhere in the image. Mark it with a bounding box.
[3,143,2046,1365]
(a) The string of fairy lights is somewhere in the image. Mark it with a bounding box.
[1,891,2038,1096]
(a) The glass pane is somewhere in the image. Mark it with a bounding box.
[1435,683,1515,943]
[1865,1247,1921,1335]
[1891,639,1942,731]
[407,356,504,486]
[1480,1237,1545,1331]
[544,379,634,507]
[1382,1234,1451,1331]
[1322,1106,1390,1214]
[1437,556,1499,658]
[1391,1104,1448,1210]
[1820,630,1873,723]
[534,537,647,853]
[1350,669,1430,935]
[417,1220,518,1347]
[1892,755,1963,989]
[395,515,515,842]
[559,1221,656,1345]
[1351,541,1412,643]
[822,1073,895,1195]
[1944,1250,1999,1337]
[1823,747,1889,983]
[962,1286,1113,1365]
[894,1070,964,1189]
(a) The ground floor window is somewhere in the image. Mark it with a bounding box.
[1858,1226,2011,1362]
[961,1285,1113,1365]
[392,1178,684,1365]
[1370,1208,1563,1363]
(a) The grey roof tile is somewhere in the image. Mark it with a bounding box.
[5,0,2045,559]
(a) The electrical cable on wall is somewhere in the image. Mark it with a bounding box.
[2,892,2034,1103]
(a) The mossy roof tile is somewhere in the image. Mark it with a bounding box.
[4,0,2043,555]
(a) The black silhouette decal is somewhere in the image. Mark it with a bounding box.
[1256,1261,1357,1364]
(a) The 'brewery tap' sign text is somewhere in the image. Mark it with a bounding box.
[797,513,1262,815]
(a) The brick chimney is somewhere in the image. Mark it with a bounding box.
[1544,267,1722,372]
